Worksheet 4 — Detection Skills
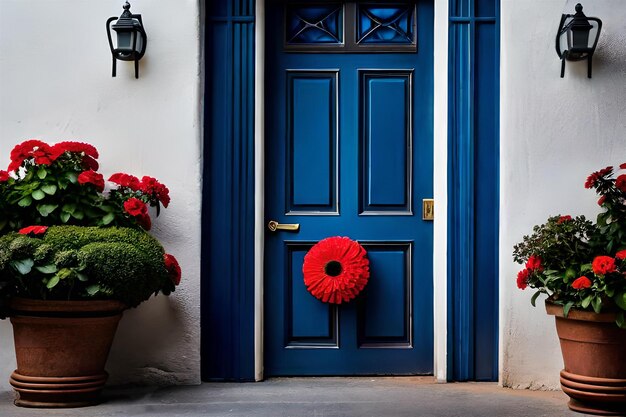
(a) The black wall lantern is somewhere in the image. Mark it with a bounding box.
[106,1,147,79]
[556,3,602,78]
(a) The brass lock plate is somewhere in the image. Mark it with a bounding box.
[422,199,434,221]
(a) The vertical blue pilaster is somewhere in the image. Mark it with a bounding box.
[202,0,256,381]
[448,0,499,381]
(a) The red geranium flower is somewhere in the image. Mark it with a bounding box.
[18,225,48,235]
[620,163,626,170]
[0,170,9,182]
[616,175,626,192]
[123,197,147,216]
[598,196,606,206]
[585,166,613,189]
[8,139,55,171]
[592,255,617,275]
[50,141,99,159]
[140,176,171,208]
[164,254,182,286]
[77,170,105,192]
[557,215,572,224]
[109,173,141,191]
[616,250,626,261]
[82,155,99,171]
[302,236,370,304]
[123,197,151,230]
[572,276,592,290]
[516,269,529,290]
[526,255,543,272]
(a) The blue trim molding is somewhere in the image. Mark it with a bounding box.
[447,0,500,381]
[202,0,256,381]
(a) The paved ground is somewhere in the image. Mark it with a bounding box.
[0,377,591,417]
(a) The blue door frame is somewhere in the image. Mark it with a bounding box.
[448,0,500,381]
[202,0,500,381]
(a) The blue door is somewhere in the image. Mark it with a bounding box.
[265,1,434,375]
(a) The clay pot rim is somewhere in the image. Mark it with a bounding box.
[545,300,619,323]
[7,297,126,314]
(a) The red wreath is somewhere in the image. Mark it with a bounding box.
[302,236,370,304]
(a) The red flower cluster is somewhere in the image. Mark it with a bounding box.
[8,140,55,172]
[123,197,151,230]
[584,166,613,189]
[164,254,182,286]
[616,250,626,261]
[572,276,592,290]
[616,175,626,192]
[516,269,529,290]
[8,140,100,173]
[109,173,140,191]
[557,215,572,224]
[621,163,626,170]
[140,176,171,207]
[592,255,616,275]
[525,255,543,272]
[18,225,48,235]
[51,141,99,160]
[302,236,370,304]
[0,170,9,182]
[77,170,105,192]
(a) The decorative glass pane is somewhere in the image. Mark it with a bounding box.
[357,5,415,44]
[286,5,343,44]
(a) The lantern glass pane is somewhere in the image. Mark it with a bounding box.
[116,31,135,51]
[588,21,600,48]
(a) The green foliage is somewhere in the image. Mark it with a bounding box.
[0,140,170,234]
[513,164,626,327]
[0,226,175,309]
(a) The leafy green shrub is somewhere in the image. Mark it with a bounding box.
[0,226,176,309]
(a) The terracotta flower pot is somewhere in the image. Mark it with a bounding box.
[546,302,626,416]
[8,298,126,408]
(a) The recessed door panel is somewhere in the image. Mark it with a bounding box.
[287,72,338,213]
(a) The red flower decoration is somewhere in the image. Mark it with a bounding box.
[592,255,616,275]
[109,173,141,191]
[572,276,592,290]
[616,175,626,192]
[302,237,369,304]
[616,250,626,261]
[620,163,626,170]
[557,215,572,224]
[123,197,151,230]
[0,170,9,182]
[164,254,182,286]
[50,141,99,159]
[525,255,543,272]
[140,176,171,208]
[77,170,105,192]
[585,166,613,189]
[598,196,606,206]
[8,139,55,172]
[516,269,529,290]
[18,225,48,235]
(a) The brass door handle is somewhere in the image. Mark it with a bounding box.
[268,220,300,232]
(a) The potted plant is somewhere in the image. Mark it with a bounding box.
[0,140,181,408]
[513,163,626,416]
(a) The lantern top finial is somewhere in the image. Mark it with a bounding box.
[575,3,583,13]
[123,1,131,11]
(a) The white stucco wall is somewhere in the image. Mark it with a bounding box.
[0,0,202,387]
[500,0,626,389]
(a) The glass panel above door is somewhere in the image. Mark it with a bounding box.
[284,2,417,53]
[286,4,344,44]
